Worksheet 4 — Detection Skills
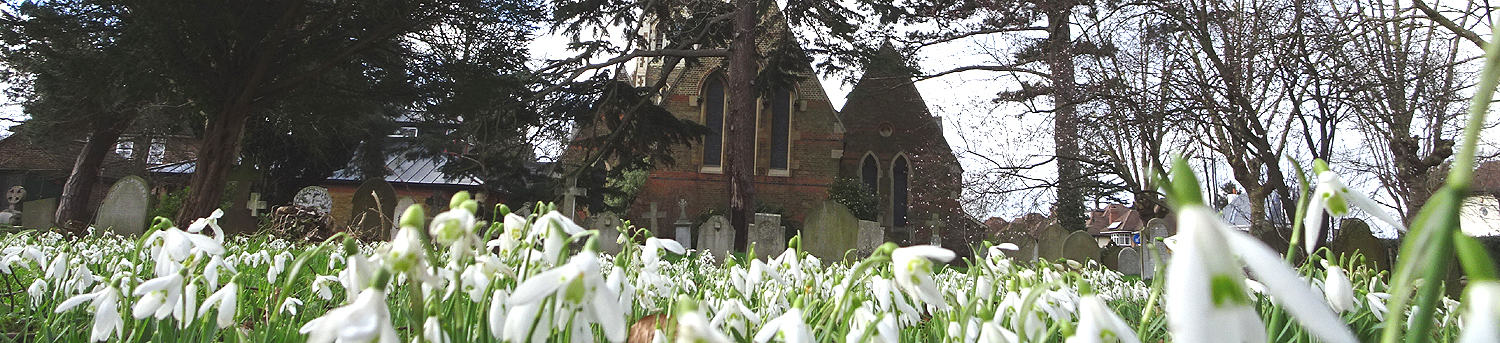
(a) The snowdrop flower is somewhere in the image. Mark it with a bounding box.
[754,308,813,343]
[845,305,898,343]
[180,282,199,327]
[28,279,46,305]
[502,301,550,343]
[55,283,123,342]
[487,290,509,340]
[186,209,226,243]
[132,272,184,320]
[1168,204,1357,343]
[536,211,586,265]
[1457,281,1500,343]
[423,316,451,343]
[282,297,304,316]
[340,254,376,302]
[198,281,238,328]
[1304,164,1406,255]
[976,320,1019,343]
[487,213,529,253]
[300,288,399,343]
[891,245,955,310]
[460,264,491,302]
[386,226,427,274]
[641,237,686,269]
[1367,292,1390,321]
[676,298,732,343]
[1322,261,1355,313]
[508,251,625,343]
[1067,294,1140,343]
[269,251,292,284]
[203,255,235,290]
[146,225,225,263]
[429,208,478,246]
[311,275,340,300]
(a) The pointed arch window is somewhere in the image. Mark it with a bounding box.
[769,87,792,172]
[861,154,879,193]
[702,75,726,169]
[892,155,910,227]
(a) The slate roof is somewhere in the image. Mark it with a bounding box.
[327,152,480,186]
[0,134,135,179]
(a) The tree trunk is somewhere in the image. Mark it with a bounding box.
[55,114,136,233]
[177,105,254,224]
[726,0,758,251]
[1047,9,1086,232]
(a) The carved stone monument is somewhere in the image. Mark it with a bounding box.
[673,199,693,248]
[0,186,24,225]
[697,215,733,262]
[751,213,786,258]
[856,220,884,258]
[293,186,334,216]
[1117,247,1142,276]
[94,176,150,236]
[591,212,624,255]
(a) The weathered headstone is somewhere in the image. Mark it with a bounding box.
[1117,247,1142,276]
[591,212,624,255]
[856,220,884,258]
[1035,224,1071,261]
[1059,230,1101,263]
[697,215,733,262]
[349,179,398,241]
[0,186,25,225]
[1330,218,1391,271]
[751,213,786,257]
[802,201,861,261]
[674,199,693,248]
[643,202,668,234]
[21,198,56,230]
[293,186,334,216]
[219,166,263,235]
[94,176,150,236]
[1141,218,1170,279]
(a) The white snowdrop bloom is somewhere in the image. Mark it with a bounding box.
[1458,281,1500,343]
[508,251,625,343]
[28,279,46,305]
[710,298,761,337]
[535,211,586,266]
[203,255,235,290]
[488,213,529,253]
[502,301,551,343]
[641,237,686,269]
[386,227,428,274]
[132,272,184,320]
[180,282,199,327]
[311,275,340,300]
[423,316,451,343]
[44,251,68,280]
[1367,292,1390,321]
[1322,262,1355,313]
[55,283,124,342]
[1168,205,1356,343]
[845,305,898,343]
[185,209,226,243]
[488,290,509,340]
[460,264,491,302]
[677,302,732,343]
[340,254,376,302]
[1067,294,1140,343]
[197,281,238,328]
[300,288,399,343]
[891,245,955,311]
[281,297,304,316]
[429,208,478,245]
[754,308,813,343]
[1304,169,1406,255]
[977,320,1019,343]
[146,226,225,263]
[269,251,292,284]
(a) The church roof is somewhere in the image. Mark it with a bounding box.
[839,45,934,128]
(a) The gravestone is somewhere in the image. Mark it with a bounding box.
[560,178,586,220]
[1117,247,1142,276]
[0,186,24,225]
[673,199,693,249]
[856,220,884,258]
[1101,245,1124,270]
[925,213,944,247]
[1035,225,1071,261]
[697,215,733,262]
[751,213,786,258]
[802,201,861,261]
[94,176,151,236]
[293,186,334,216]
[21,198,55,230]
[1330,218,1391,271]
[1141,218,1171,279]
[589,212,625,255]
[643,202,669,234]
[349,179,398,241]
[220,166,263,235]
[1059,231,1101,263]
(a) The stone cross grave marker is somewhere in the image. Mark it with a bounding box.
[751,213,785,258]
[926,213,944,247]
[1117,247,1142,276]
[350,178,398,241]
[293,186,333,216]
[94,176,150,236]
[1060,230,1101,263]
[698,215,733,262]
[674,199,693,248]
[561,178,586,220]
[591,212,624,255]
[644,201,668,234]
[803,200,860,261]
[0,186,24,225]
[1331,218,1390,271]
[22,198,55,231]
[246,193,268,216]
[856,220,884,258]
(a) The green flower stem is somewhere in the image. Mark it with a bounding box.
[1285,158,1311,263]
[1452,231,1498,281]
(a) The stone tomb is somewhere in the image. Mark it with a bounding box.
[856,220,884,258]
[751,213,786,258]
[590,212,625,255]
[349,179,398,241]
[1117,247,1142,276]
[1035,225,1071,261]
[802,200,861,261]
[1060,230,1101,263]
[697,215,733,262]
[0,186,25,226]
[1331,218,1391,271]
[293,186,334,216]
[21,198,56,231]
[94,176,151,236]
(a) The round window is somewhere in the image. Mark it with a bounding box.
[878,122,894,137]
